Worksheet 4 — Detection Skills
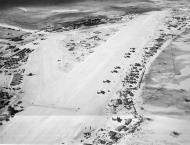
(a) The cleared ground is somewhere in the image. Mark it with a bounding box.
[0,11,166,144]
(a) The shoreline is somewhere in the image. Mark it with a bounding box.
[0,6,190,144]
[0,23,37,33]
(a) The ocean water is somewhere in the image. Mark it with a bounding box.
[0,0,153,8]
[0,0,187,29]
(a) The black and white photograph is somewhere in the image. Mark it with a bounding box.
[0,0,190,144]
